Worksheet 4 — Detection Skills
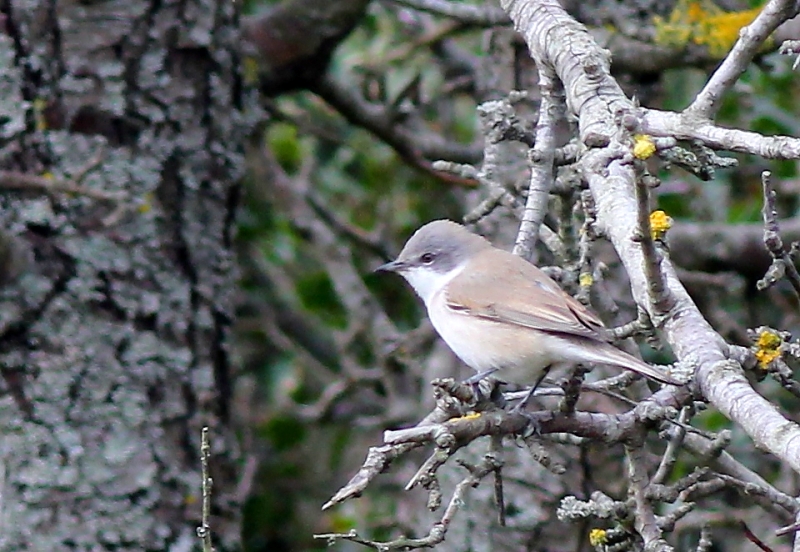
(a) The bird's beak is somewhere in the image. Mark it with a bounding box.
[375,260,406,273]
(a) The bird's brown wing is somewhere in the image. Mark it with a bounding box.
[444,248,607,339]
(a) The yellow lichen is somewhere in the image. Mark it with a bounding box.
[653,0,765,58]
[649,210,673,240]
[633,134,656,160]
[696,7,763,56]
[754,329,782,368]
[33,97,48,132]
[686,0,711,22]
[242,56,261,86]
[589,529,608,547]
[138,192,154,214]
[579,272,594,288]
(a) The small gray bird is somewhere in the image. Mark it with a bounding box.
[377,220,678,388]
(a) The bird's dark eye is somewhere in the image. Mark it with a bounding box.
[420,252,435,264]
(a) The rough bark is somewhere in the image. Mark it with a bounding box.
[0,0,250,549]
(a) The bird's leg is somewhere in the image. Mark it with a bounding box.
[463,368,499,385]
[511,366,551,414]
[508,367,552,438]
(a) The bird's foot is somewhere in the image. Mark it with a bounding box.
[508,387,543,437]
[461,369,504,409]
[511,408,544,439]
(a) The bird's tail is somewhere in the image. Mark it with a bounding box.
[582,341,681,386]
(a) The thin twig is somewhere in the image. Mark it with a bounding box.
[652,407,692,484]
[306,191,392,259]
[558,365,588,414]
[634,167,676,318]
[463,182,524,223]
[197,427,214,552]
[557,188,578,264]
[312,74,479,187]
[315,453,503,550]
[359,19,468,67]
[70,147,106,182]
[757,171,800,299]
[490,434,506,526]
[391,0,510,25]
[641,109,800,159]
[610,310,655,341]
[779,39,800,69]
[649,467,711,503]
[767,359,800,399]
[470,93,533,225]
[716,473,799,514]
[513,67,562,261]
[626,444,669,550]
[321,379,476,510]
[0,170,125,201]
[740,521,775,552]
[696,525,713,552]
[575,190,598,305]
[776,517,800,537]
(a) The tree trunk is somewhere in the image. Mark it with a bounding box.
[0,0,248,549]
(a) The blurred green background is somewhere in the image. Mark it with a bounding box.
[235,1,800,550]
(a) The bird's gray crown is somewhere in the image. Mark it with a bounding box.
[395,220,491,274]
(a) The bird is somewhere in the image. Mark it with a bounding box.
[376,220,679,394]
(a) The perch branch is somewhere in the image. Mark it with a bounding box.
[757,170,800,298]
[197,427,214,552]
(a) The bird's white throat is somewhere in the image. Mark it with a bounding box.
[401,263,466,306]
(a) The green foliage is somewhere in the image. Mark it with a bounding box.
[267,122,307,174]
[261,416,307,453]
[296,271,348,329]
[694,408,731,432]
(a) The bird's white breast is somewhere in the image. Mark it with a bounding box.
[426,287,556,381]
